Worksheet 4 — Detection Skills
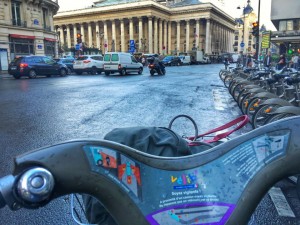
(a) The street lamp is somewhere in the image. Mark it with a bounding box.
[237,0,253,65]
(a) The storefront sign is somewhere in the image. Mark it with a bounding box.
[262,31,271,49]
[10,34,35,39]
[44,38,57,42]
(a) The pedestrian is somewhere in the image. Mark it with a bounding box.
[263,51,272,68]
[277,54,286,70]
[224,57,229,70]
[292,54,299,70]
[246,54,253,68]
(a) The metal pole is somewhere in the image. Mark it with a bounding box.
[256,0,261,60]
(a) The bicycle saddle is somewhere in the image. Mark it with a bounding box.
[1,117,300,225]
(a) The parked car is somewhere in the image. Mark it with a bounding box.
[200,56,212,64]
[8,56,69,79]
[178,55,191,65]
[103,52,143,75]
[162,56,182,66]
[54,58,74,73]
[73,55,104,75]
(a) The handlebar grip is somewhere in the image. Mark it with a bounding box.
[0,175,15,210]
[0,191,6,208]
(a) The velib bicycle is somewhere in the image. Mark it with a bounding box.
[0,116,300,225]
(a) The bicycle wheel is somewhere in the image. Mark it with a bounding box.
[224,75,234,88]
[251,104,276,129]
[264,113,296,125]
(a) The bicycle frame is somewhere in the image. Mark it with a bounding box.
[1,117,300,225]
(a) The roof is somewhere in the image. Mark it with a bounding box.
[169,0,202,8]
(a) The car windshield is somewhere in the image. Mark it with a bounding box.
[163,56,173,60]
[11,57,23,64]
[76,56,89,61]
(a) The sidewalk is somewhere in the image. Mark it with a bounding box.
[0,71,11,79]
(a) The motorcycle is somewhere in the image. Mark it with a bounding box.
[147,57,166,76]
[0,116,300,225]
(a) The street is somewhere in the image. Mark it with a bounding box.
[0,64,299,224]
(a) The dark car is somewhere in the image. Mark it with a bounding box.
[54,58,74,73]
[162,56,182,66]
[8,56,69,79]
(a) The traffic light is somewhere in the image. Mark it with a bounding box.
[252,21,259,36]
[77,33,82,43]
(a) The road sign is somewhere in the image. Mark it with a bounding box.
[130,40,135,47]
[75,44,80,51]
[240,42,245,48]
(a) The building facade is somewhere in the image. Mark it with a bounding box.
[53,0,236,56]
[270,0,300,55]
[233,12,257,54]
[0,0,59,71]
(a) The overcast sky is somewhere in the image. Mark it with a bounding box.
[57,0,276,30]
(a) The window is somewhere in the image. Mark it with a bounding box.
[111,54,119,61]
[287,20,293,31]
[104,54,111,61]
[11,1,21,26]
[235,36,239,40]
[10,38,34,55]
[279,21,286,31]
[43,8,48,29]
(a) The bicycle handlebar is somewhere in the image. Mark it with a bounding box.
[1,116,300,225]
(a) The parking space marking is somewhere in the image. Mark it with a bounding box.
[268,187,296,218]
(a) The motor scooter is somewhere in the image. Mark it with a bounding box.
[147,57,166,76]
[0,117,300,225]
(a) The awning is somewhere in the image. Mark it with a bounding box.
[10,34,35,39]
[44,38,57,42]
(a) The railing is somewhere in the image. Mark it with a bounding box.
[12,19,27,28]
[44,25,52,32]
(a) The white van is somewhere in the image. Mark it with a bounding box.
[179,55,191,65]
[103,52,143,75]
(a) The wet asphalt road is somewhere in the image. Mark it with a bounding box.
[0,64,299,224]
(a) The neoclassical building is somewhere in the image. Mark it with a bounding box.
[0,0,59,70]
[54,0,236,55]
[233,10,257,54]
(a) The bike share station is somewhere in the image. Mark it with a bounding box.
[1,102,300,225]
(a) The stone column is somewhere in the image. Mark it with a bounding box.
[176,20,181,54]
[59,26,65,45]
[129,18,134,41]
[148,16,153,53]
[185,20,190,52]
[154,18,158,54]
[120,19,125,52]
[164,20,167,54]
[80,23,85,43]
[138,17,143,52]
[196,19,200,50]
[159,19,163,54]
[73,24,77,46]
[66,24,71,48]
[205,19,211,54]
[168,21,172,55]
[95,22,100,49]
[112,20,116,52]
[88,22,92,47]
[103,20,108,52]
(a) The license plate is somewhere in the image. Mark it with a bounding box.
[10,66,17,70]
[76,62,82,65]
